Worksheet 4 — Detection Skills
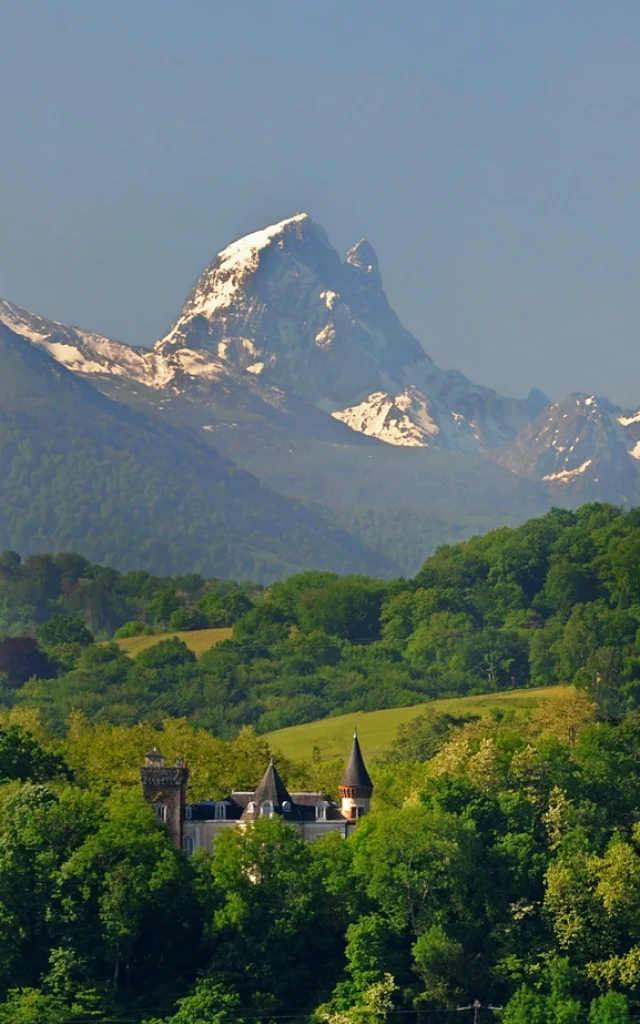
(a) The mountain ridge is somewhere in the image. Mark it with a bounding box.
[2,212,638,573]
[493,392,640,505]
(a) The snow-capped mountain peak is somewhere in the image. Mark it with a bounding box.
[493,393,640,504]
[147,214,541,449]
[1,215,550,458]
[156,213,336,355]
[174,212,319,321]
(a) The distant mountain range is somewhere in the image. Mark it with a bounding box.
[2,213,637,577]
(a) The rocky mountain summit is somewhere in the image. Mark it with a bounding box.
[154,213,542,452]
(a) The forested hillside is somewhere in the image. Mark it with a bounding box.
[2,502,640,735]
[0,324,391,582]
[3,505,640,1021]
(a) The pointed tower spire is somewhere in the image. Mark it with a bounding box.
[341,729,373,790]
[243,759,298,820]
[340,729,373,822]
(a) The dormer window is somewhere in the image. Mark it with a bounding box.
[316,802,327,821]
[261,800,274,818]
[282,800,291,812]
[215,802,226,820]
[247,801,256,814]
[185,806,192,820]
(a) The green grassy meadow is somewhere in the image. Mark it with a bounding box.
[265,685,574,761]
[114,626,232,658]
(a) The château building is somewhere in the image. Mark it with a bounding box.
[140,731,373,852]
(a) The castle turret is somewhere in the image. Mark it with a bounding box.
[339,730,373,821]
[241,758,299,821]
[140,747,189,849]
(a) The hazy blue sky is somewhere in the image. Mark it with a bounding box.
[2,1,639,405]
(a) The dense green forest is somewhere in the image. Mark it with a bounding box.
[3,503,640,733]
[4,504,640,1020]
[0,692,638,1022]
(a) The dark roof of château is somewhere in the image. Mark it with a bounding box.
[187,798,245,821]
[340,731,373,790]
[185,740,373,825]
[187,790,346,823]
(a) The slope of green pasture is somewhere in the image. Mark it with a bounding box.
[265,685,574,761]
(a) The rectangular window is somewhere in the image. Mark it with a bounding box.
[155,803,167,823]
[215,802,226,820]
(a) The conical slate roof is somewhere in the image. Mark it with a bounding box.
[340,731,373,790]
[252,759,293,810]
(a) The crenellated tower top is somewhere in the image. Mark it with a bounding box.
[140,748,189,848]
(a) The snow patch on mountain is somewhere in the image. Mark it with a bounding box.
[320,290,338,310]
[542,458,592,482]
[44,343,109,375]
[0,298,170,384]
[315,323,336,347]
[333,388,440,447]
[619,411,640,427]
[0,298,238,390]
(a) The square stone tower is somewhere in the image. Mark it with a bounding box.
[140,748,189,849]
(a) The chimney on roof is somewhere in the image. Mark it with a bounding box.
[144,747,165,767]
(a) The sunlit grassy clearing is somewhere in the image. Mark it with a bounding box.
[114,626,233,658]
[265,685,575,761]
